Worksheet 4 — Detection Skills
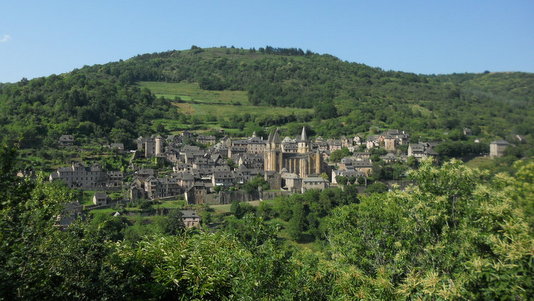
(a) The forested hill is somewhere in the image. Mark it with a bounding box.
[93,46,534,106]
[1,46,533,147]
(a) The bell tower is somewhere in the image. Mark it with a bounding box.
[297,126,309,154]
[264,128,282,172]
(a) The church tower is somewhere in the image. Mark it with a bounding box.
[155,135,163,156]
[264,128,282,172]
[297,126,309,154]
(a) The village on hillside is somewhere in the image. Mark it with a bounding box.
[47,128,512,227]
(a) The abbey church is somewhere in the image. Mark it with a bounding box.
[264,127,323,177]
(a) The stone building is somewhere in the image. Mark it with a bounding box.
[490,140,510,158]
[184,183,209,204]
[136,135,164,157]
[408,142,438,159]
[93,192,108,206]
[180,210,201,228]
[302,177,329,192]
[246,132,266,154]
[197,135,216,145]
[49,163,109,189]
[264,127,323,178]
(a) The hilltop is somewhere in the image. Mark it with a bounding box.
[1,46,533,148]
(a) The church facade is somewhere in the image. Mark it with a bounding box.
[264,127,323,177]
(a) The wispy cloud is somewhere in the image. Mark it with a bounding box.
[0,34,12,43]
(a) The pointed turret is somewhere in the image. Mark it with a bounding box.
[297,127,309,154]
[272,128,281,144]
[300,126,307,142]
[267,131,273,144]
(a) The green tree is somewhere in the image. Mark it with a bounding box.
[163,209,185,235]
[243,176,269,194]
[288,201,307,241]
[330,147,352,163]
[335,175,348,186]
[365,181,388,193]
[324,159,533,299]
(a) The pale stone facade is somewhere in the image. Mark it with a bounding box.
[264,127,323,178]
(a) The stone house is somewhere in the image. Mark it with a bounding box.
[340,136,352,148]
[197,135,216,145]
[181,210,201,228]
[106,171,124,188]
[408,142,438,159]
[211,171,237,187]
[331,169,363,184]
[302,177,329,192]
[93,192,108,206]
[281,137,298,153]
[327,139,342,151]
[49,163,109,189]
[384,136,397,151]
[136,135,164,158]
[184,183,209,204]
[281,172,302,192]
[246,134,267,154]
[353,136,363,145]
[384,130,409,145]
[489,140,510,158]
[352,159,374,176]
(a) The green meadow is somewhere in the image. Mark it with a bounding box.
[139,81,313,133]
[139,81,250,105]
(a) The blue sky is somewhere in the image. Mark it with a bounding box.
[1,0,533,82]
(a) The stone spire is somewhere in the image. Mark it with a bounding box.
[272,128,281,144]
[300,126,307,141]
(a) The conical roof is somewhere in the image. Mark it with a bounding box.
[300,126,307,141]
[272,128,281,143]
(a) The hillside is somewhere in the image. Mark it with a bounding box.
[1,46,533,147]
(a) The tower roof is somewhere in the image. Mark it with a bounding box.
[272,128,281,143]
[300,126,307,142]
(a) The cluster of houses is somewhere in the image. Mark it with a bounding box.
[51,129,516,209]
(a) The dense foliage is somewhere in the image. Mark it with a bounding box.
[96,46,533,138]
[2,46,532,148]
[1,45,533,299]
[2,145,531,300]
[0,72,178,148]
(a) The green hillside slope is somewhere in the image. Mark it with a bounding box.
[1,46,532,147]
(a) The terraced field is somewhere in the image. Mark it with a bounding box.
[139,81,249,105]
[139,81,313,120]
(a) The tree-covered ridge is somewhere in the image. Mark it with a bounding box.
[0,71,178,148]
[80,46,534,137]
[1,46,533,147]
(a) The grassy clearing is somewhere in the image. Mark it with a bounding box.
[465,156,494,169]
[178,102,311,118]
[211,203,232,214]
[409,104,433,117]
[210,199,269,214]
[140,81,312,119]
[139,81,250,105]
[141,80,312,134]
[154,200,186,209]
[81,191,96,206]
[90,208,115,215]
